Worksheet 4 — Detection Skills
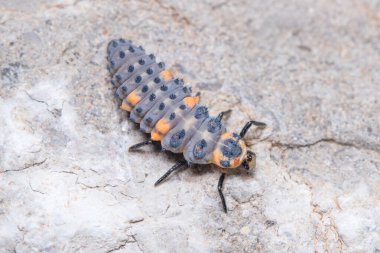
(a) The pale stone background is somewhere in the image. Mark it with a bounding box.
[1,0,380,252]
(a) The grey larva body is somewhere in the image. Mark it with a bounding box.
[107,38,251,170]
[107,38,268,213]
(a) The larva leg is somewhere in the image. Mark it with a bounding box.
[216,109,232,121]
[154,160,188,186]
[239,120,267,138]
[218,173,227,213]
[129,140,153,151]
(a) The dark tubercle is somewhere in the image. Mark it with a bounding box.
[193,139,207,159]
[145,117,153,124]
[170,129,186,148]
[136,107,143,114]
[142,85,149,93]
[154,77,161,84]
[207,118,222,133]
[135,75,142,83]
[149,93,156,101]
[194,106,209,119]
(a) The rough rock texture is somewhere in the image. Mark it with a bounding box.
[1,0,379,252]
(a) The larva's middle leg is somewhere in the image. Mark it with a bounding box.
[154,160,188,186]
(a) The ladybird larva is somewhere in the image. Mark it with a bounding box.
[106,38,266,213]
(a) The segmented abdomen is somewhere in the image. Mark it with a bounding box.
[107,39,225,164]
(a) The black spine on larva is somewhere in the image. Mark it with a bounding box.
[107,39,145,75]
[112,54,155,89]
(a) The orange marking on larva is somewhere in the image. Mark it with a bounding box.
[221,132,232,139]
[120,101,132,111]
[161,70,174,81]
[233,158,241,168]
[194,96,200,104]
[155,119,171,134]
[151,130,163,141]
[127,91,141,105]
[212,150,222,166]
[183,96,200,108]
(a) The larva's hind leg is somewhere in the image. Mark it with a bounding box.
[218,173,227,213]
[154,160,188,186]
[129,140,153,151]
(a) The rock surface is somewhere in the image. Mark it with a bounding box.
[1,0,379,252]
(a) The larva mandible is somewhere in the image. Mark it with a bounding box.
[106,38,266,213]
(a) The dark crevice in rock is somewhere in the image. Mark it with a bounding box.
[106,235,138,253]
[269,138,378,152]
[0,159,47,174]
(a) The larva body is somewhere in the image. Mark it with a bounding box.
[107,38,265,212]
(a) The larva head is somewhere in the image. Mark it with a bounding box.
[212,120,266,171]
[242,150,256,171]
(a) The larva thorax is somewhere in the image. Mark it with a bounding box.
[107,39,250,170]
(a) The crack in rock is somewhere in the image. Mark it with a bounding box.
[78,182,118,190]
[28,180,45,195]
[1,159,47,174]
[24,91,63,117]
[106,235,138,253]
[152,0,192,26]
[269,137,375,152]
